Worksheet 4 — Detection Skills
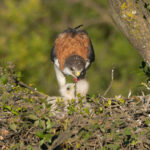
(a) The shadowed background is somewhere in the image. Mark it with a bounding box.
[0,0,147,96]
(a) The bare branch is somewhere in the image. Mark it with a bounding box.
[103,67,114,96]
[16,80,50,99]
[141,82,150,90]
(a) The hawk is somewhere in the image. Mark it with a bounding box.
[50,25,95,88]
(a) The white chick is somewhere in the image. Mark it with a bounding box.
[47,79,90,118]
[76,79,89,97]
[59,79,89,99]
[59,83,75,100]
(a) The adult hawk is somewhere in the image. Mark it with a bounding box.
[50,25,95,88]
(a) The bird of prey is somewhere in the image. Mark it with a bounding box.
[50,25,95,88]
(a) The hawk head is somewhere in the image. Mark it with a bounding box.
[63,55,86,78]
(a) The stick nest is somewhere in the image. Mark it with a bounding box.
[0,64,150,150]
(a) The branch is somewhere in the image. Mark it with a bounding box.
[16,80,50,99]
[108,0,150,66]
[103,67,114,96]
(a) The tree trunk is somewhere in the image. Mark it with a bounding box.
[108,0,150,66]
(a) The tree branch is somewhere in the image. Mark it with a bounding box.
[108,0,150,66]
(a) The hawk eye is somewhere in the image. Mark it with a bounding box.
[70,67,74,71]
[67,87,70,91]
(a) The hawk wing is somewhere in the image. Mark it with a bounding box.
[85,39,95,69]
[50,46,56,63]
[50,45,60,68]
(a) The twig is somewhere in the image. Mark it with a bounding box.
[128,89,132,98]
[143,95,150,111]
[141,82,150,90]
[103,67,114,96]
[15,80,50,99]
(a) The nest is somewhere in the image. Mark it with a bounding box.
[0,64,150,150]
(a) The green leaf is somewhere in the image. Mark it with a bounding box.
[45,133,53,143]
[124,127,131,135]
[28,114,38,120]
[9,123,17,132]
[0,75,8,85]
[12,110,18,115]
[36,130,44,139]
[46,120,54,129]
[84,107,90,114]
[3,104,12,111]
[34,120,40,127]
[131,140,137,146]
[99,107,103,112]
[40,120,46,130]
[39,139,45,146]
[84,131,92,141]
[16,71,22,81]
[145,118,150,126]
[108,99,112,106]
[27,145,32,150]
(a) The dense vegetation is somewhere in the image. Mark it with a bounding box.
[0,0,148,97]
[0,64,150,149]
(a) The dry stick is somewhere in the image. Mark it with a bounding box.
[16,81,50,99]
[143,95,150,111]
[103,67,114,96]
[141,82,150,90]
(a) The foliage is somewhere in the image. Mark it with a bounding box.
[0,0,147,97]
[139,61,150,82]
[0,64,150,150]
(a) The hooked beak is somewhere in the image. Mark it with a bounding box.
[75,71,81,77]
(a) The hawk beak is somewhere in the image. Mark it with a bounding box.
[75,71,80,77]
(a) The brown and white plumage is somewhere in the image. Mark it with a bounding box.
[50,25,95,93]
[54,29,90,70]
